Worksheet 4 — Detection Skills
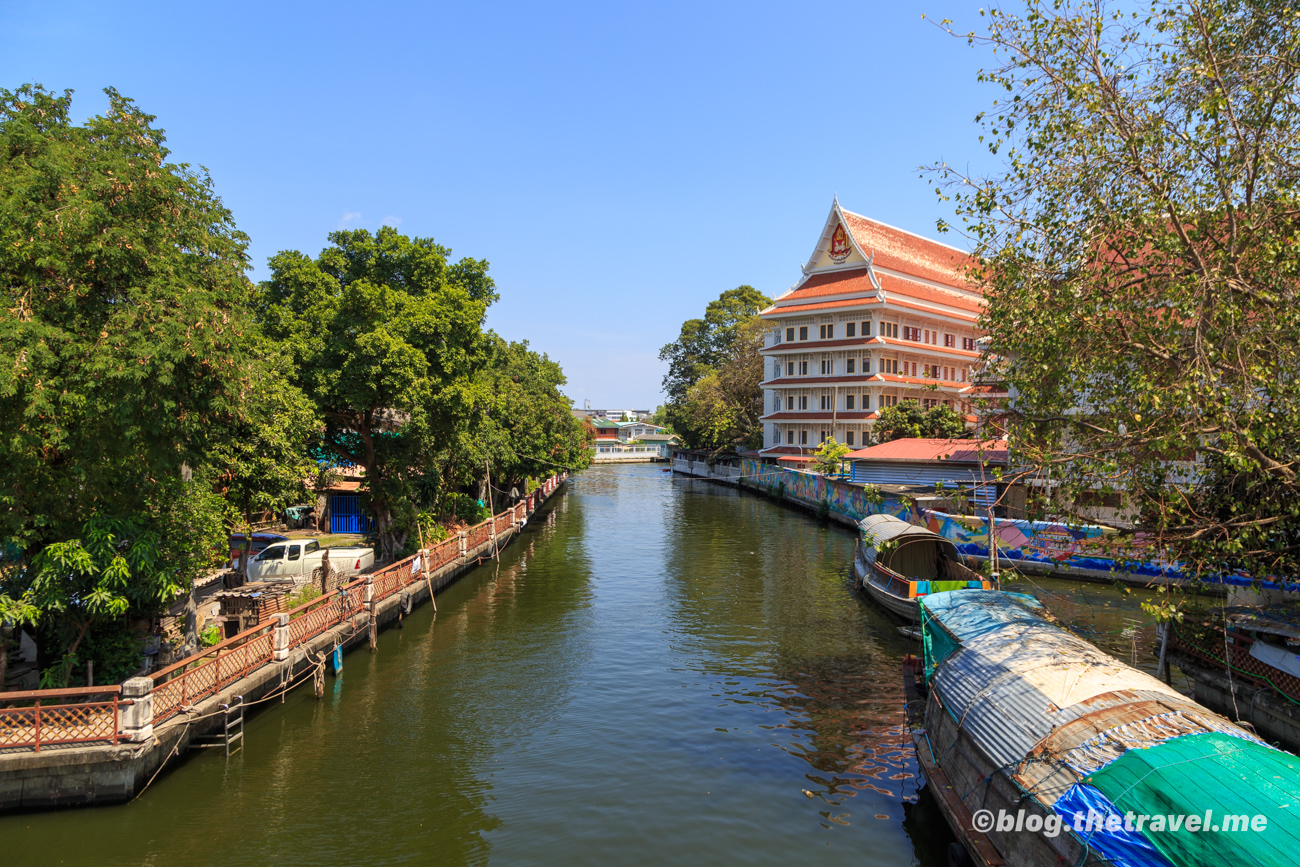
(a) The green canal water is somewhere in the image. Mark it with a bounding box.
[3,464,1178,865]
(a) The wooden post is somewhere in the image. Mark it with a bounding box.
[485,460,499,561]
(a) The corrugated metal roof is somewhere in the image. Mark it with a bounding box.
[924,590,1187,774]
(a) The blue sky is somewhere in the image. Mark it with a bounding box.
[2,1,996,409]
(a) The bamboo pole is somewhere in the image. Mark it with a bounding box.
[418,521,436,613]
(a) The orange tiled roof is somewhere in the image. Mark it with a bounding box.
[774,269,981,315]
[840,210,976,290]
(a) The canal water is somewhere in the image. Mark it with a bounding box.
[3,464,1175,865]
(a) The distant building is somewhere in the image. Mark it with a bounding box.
[759,199,984,458]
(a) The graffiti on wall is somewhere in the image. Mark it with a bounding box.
[739,460,1193,582]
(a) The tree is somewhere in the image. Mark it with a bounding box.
[873,403,926,442]
[436,334,592,520]
[204,344,321,574]
[659,285,770,448]
[0,85,259,679]
[812,438,851,475]
[258,227,497,558]
[930,0,1300,578]
[924,405,968,440]
[872,403,968,442]
[678,317,767,451]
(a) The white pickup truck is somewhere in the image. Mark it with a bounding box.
[244,539,374,584]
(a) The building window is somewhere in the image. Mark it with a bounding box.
[819,324,835,339]
[799,360,808,375]
[820,358,830,375]
[944,333,955,348]
[820,394,830,410]
[786,361,794,376]
[961,368,968,382]
[846,431,855,446]
[799,430,808,445]
[923,329,930,344]
[799,395,808,410]
[846,358,855,374]
[863,393,872,410]
[799,326,808,340]
[787,395,795,410]
[863,320,873,337]
[787,429,795,445]
[880,322,897,339]
[846,394,855,410]
[911,361,918,377]
[880,394,898,408]
[786,327,795,342]
[963,336,977,351]
[846,322,856,338]
[819,430,827,443]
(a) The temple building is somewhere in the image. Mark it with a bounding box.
[758,199,984,459]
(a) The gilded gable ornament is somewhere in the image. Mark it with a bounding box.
[828,223,851,262]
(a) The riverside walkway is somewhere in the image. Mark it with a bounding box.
[0,473,567,809]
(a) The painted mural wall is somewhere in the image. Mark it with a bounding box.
[739,460,1200,585]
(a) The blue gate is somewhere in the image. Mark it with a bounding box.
[329,494,374,534]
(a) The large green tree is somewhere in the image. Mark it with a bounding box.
[659,285,769,448]
[258,227,497,557]
[0,85,261,681]
[932,0,1300,578]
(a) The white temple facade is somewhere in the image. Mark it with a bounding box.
[758,199,985,458]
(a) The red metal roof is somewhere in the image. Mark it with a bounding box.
[844,438,1008,463]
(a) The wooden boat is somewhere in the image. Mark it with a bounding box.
[1165,605,1300,751]
[852,513,989,619]
[906,589,1300,867]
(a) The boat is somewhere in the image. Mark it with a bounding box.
[1164,604,1300,752]
[852,513,990,619]
[905,589,1300,867]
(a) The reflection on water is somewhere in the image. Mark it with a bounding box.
[0,464,1166,866]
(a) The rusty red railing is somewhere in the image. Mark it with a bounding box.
[0,686,124,752]
[151,622,277,725]
[285,579,365,649]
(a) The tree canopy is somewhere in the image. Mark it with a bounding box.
[0,85,262,680]
[0,85,591,686]
[258,226,497,557]
[659,286,770,450]
[932,0,1300,579]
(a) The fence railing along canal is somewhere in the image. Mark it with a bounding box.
[0,473,567,753]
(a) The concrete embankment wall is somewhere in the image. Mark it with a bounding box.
[0,477,568,812]
[671,458,1177,589]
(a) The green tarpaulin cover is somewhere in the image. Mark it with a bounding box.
[1085,732,1300,866]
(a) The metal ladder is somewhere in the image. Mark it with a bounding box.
[192,695,244,757]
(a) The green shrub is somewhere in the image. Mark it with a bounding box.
[284,584,322,612]
[200,624,222,647]
[446,492,490,525]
